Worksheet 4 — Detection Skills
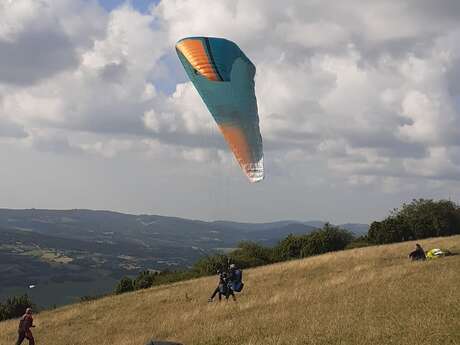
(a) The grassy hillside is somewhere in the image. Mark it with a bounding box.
[1,236,459,345]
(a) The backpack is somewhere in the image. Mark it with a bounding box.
[232,281,244,292]
[233,269,242,283]
[231,269,244,292]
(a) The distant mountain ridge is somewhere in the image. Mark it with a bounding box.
[0,208,368,241]
[0,208,368,307]
[0,208,368,243]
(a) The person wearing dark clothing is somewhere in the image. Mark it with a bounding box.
[225,284,236,301]
[225,264,237,301]
[208,270,228,302]
[409,243,426,261]
[15,308,35,345]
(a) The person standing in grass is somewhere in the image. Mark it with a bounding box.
[15,307,35,345]
[225,264,239,302]
[208,270,228,302]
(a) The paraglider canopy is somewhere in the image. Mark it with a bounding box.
[176,36,264,183]
[426,248,452,259]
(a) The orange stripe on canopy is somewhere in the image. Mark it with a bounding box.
[176,39,220,81]
[218,124,252,174]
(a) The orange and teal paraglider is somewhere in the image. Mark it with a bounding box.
[176,37,264,182]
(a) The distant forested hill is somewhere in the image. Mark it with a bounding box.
[0,208,367,307]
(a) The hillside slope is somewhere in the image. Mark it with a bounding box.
[1,236,459,345]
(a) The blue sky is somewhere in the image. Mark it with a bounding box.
[97,0,158,13]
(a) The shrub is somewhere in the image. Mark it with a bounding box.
[79,295,104,302]
[193,254,229,275]
[114,277,134,294]
[345,235,372,249]
[0,294,35,321]
[153,270,200,285]
[133,271,156,290]
[273,234,310,261]
[229,241,275,268]
[300,223,354,257]
[368,199,460,244]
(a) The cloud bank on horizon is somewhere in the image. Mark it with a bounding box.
[1,0,460,222]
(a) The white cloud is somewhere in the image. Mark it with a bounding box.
[1,3,167,136]
[1,0,460,221]
[0,116,27,138]
[78,138,139,158]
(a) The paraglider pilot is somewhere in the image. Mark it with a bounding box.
[409,243,426,261]
[208,263,243,302]
[208,269,228,302]
[15,307,35,345]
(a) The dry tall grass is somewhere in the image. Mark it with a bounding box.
[1,236,459,345]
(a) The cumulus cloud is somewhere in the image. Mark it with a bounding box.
[26,129,81,155]
[0,116,27,138]
[0,0,105,85]
[1,0,460,193]
[1,2,168,138]
[154,0,460,185]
